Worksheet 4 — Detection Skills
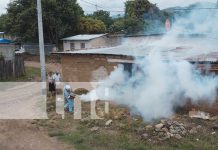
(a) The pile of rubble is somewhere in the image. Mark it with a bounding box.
[151,120,187,140]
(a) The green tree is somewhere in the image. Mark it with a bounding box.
[123,0,167,34]
[0,14,8,32]
[125,0,156,20]
[124,17,146,34]
[109,18,125,33]
[89,10,113,28]
[4,0,83,44]
[79,17,106,34]
[109,17,146,34]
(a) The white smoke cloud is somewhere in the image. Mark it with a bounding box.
[80,3,218,121]
[82,52,218,121]
[150,0,216,9]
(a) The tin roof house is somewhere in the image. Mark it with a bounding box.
[61,34,123,51]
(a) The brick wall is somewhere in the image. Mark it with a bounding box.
[61,54,132,82]
[61,54,218,82]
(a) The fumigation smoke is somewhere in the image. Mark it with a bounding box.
[81,2,218,121]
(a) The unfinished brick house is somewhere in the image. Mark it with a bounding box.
[54,39,218,82]
[55,45,134,82]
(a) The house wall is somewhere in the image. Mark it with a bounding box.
[0,44,15,60]
[63,36,123,51]
[61,54,133,82]
[63,41,91,51]
[89,36,108,49]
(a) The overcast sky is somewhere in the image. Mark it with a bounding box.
[0,0,216,15]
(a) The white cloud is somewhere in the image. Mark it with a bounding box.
[0,0,10,15]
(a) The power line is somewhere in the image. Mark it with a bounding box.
[80,0,110,11]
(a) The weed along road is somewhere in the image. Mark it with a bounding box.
[0,82,47,119]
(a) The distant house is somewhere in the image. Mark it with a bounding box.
[0,38,25,80]
[0,32,17,41]
[0,32,5,38]
[61,34,123,51]
[0,38,16,61]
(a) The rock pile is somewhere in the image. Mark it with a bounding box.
[153,120,187,140]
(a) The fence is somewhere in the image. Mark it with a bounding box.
[0,55,25,80]
[23,43,56,55]
[14,55,25,77]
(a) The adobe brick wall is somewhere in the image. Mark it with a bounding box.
[61,54,133,82]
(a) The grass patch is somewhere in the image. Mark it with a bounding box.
[59,127,218,150]
[3,67,41,82]
[48,131,65,137]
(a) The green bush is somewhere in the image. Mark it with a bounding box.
[73,88,89,95]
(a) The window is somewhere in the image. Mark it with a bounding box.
[81,43,85,49]
[70,43,75,50]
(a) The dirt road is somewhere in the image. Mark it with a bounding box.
[0,61,74,150]
[0,83,74,150]
[0,120,73,150]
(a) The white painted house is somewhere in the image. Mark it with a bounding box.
[61,34,123,51]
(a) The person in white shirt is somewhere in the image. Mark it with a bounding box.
[52,71,61,82]
[52,71,61,93]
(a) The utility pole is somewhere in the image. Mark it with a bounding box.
[95,0,98,11]
[37,0,47,94]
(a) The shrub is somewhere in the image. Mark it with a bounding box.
[73,88,89,95]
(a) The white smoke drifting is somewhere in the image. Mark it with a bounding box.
[81,3,218,121]
[82,52,218,121]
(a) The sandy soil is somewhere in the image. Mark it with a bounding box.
[0,61,74,150]
[0,120,74,150]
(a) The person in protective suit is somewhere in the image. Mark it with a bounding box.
[64,85,74,113]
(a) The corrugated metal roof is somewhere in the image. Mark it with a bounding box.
[61,34,107,41]
[54,37,218,62]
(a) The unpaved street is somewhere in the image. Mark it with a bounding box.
[0,61,73,150]
[0,120,73,150]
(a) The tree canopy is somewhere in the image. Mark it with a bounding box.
[0,0,172,43]
[79,17,106,34]
[88,10,113,28]
[122,0,169,34]
[1,0,83,44]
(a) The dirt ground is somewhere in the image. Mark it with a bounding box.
[1,58,218,150]
[0,120,74,150]
[0,60,73,150]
